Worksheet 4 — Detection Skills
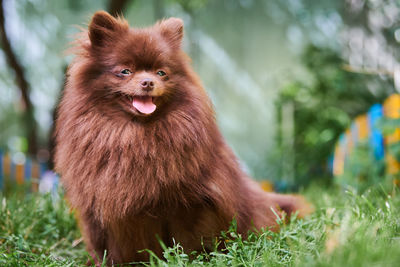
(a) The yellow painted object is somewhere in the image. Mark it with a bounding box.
[383,94,400,174]
[384,94,400,145]
[333,143,344,176]
[260,180,273,192]
[3,153,11,177]
[384,94,400,118]
[15,164,24,185]
[385,154,400,175]
[355,114,368,140]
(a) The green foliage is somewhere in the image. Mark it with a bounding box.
[0,190,87,266]
[378,117,400,179]
[378,118,400,161]
[1,184,400,266]
[336,142,386,192]
[337,117,400,191]
[276,45,394,184]
[135,185,400,267]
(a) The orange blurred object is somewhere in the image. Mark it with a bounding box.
[15,164,24,185]
[355,114,368,140]
[383,94,400,174]
[260,180,273,192]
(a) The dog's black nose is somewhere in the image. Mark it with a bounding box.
[140,78,154,91]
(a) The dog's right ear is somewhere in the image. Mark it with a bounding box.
[88,11,128,47]
[158,18,184,50]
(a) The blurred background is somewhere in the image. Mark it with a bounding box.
[1,0,400,191]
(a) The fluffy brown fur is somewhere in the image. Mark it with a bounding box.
[54,11,311,265]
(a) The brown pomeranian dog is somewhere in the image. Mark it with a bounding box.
[54,11,311,265]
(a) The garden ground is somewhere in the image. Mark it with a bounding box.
[0,183,399,266]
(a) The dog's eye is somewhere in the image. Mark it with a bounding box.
[157,70,166,76]
[120,69,132,75]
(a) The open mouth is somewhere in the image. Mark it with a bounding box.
[124,95,157,115]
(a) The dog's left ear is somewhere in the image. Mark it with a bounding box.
[159,18,184,49]
[89,11,128,48]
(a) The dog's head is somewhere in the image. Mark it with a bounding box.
[74,11,190,118]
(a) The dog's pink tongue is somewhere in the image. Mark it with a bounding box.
[132,96,156,114]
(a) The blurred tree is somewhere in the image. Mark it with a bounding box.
[0,0,37,155]
[109,0,131,17]
[276,45,395,185]
[341,0,400,65]
[271,0,400,186]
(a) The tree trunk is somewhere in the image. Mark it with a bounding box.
[0,0,38,156]
[108,0,131,17]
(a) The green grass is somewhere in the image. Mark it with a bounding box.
[1,184,399,266]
